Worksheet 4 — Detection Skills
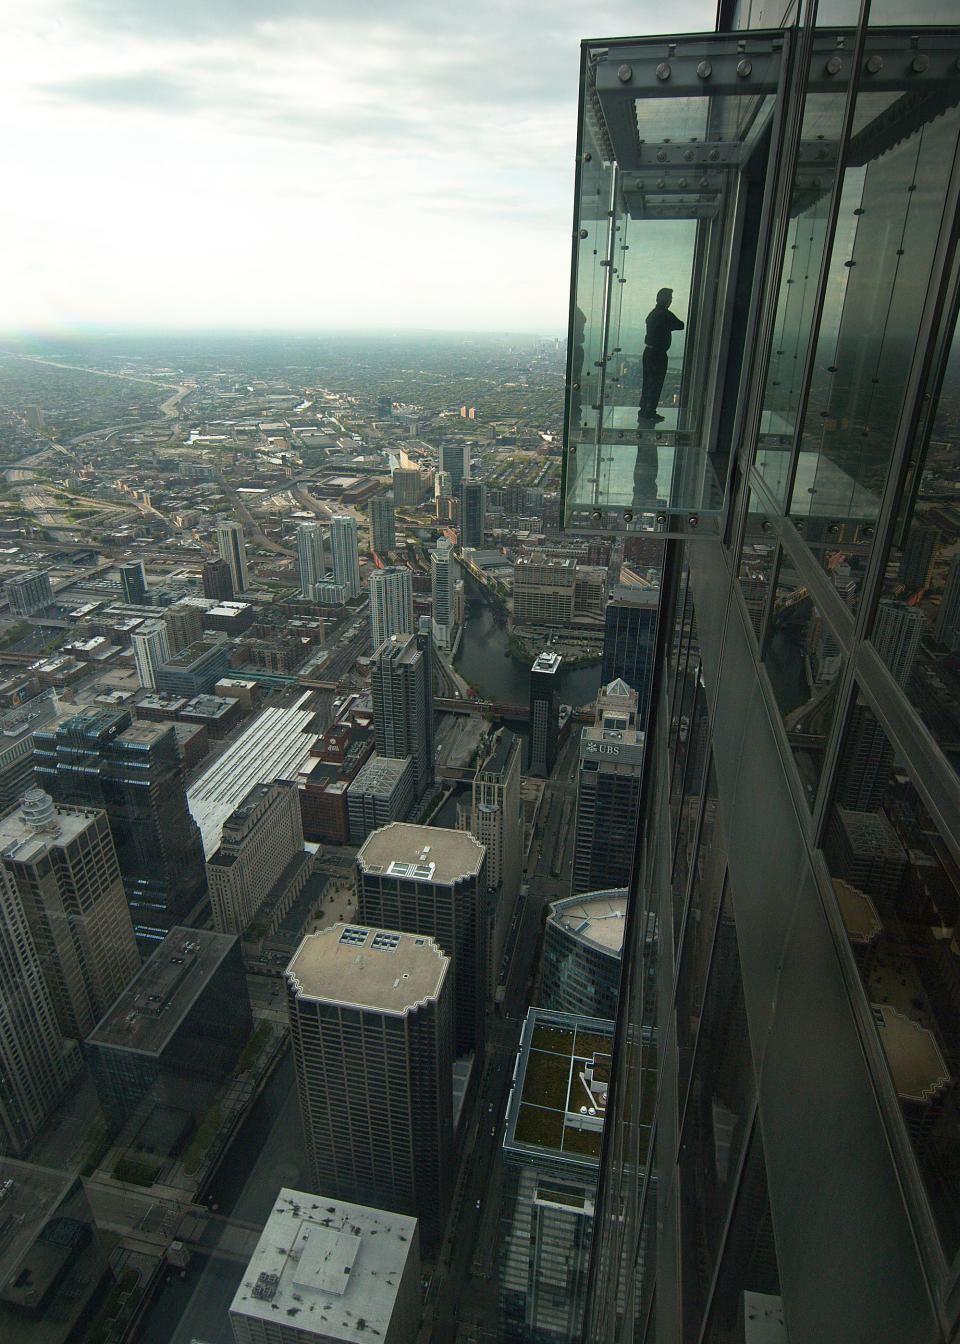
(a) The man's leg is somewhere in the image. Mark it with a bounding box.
[639,348,668,420]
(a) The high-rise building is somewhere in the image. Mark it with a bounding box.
[458,727,521,994]
[572,680,644,895]
[131,618,170,690]
[370,493,397,554]
[439,441,470,495]
[215,520,249,595]
[4,570,52,616]
[202,556,234,602]
[162,600,204,653]
[564,16,960,1343]
[369,566,413,649]
[430,538,457,649]
[229,1189,421,1344]
[328,515,361,600]
[498,1009,613,1344]
[541,889,626,1020]
[296,521,326,600]
[156,639,232,698]
[392,468,425,508]
[0,789,139,1041]
[0,862,76,1155]
[206,780,311,937]
[286,923,454,1252]
[34,709,206,948]
[346,755,415,843]
[119,560,148,606]
[355,823,487,1055]
[601,585,659,721]
[460,479,486,549]
[370,632,434,804]
[528,651,561,777]
[897,522,941,593]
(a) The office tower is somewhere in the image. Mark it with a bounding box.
[567,16,960,1343]
[202,556,234,601]
[229,1189,421,1344]
[296,521,326,600]
[936,553,960,651]
[346,756,415,843]
[86,928,251,1142]
[0,862,76,1155]
[439,440,470,495]
[370,493,396,554]
[897,522,940,592]
[355,823,487,1055]
[4,569,52,616]
[513,557,578,627]
[499,1009,613,1344]
[0,1161,111,1344]
[286,923,454,1252]
[435,469,451,498]
[572,680,644,895]
[131,618,170,690]
[0,789,139,1041]
[430,538,457,649]
[370,632,434,804]
[528,651,561,777]
[460,479,486,549]
[162,600,204,653]
[368,566,413,649]
[206,780,311,936]
[328,515,361,600]
[542,890,626,1020]
[215,520,249,595]
[601,585,659,721]
[119,560,147,606]
[458,727,522,993]
[34,708,206,948]
[392,468,423,507]
[156,639,232,698]
[0,690,62,810]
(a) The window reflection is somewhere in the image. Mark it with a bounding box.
[826,700,960,1257]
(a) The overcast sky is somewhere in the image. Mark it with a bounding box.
[3,0,716,334]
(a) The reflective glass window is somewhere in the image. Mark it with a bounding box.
[825,699,960,1258]
[738,498,778,641]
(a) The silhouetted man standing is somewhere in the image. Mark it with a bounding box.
[639,288,684,422]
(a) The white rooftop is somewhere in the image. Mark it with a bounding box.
[187,693,318,856]
[230,1188,417,1343]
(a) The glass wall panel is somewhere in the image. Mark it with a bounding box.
[679,884,755,1337]
[787,94,960,612]
[702,1121,784,1344]
[825,699,960,1259]
[738,498,778,641]
[762,551,846,805]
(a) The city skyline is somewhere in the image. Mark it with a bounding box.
[3,0,713,334]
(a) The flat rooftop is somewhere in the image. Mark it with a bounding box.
[87,927,237,1056]
[0,1159,73,1295]
[505,1008,615,1166]
[356,822,485,885]
[0,797,105,866]
[187,693,318,856]
[287,923,448,1015]
[547,890,628,956]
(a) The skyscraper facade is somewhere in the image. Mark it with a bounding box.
[370,632,434,804]
[131,619,170,690]
[439,440,469,495]
[119,560,148,606]
[572,679,644,896]
[206,780,311,937]
[369,566,414,650]
[528,651,561,777]
[565,15,960,1344]
[202,556,234,601]
[370,493,397,554]
[459,479,486,549]
[355,823,487,1055]
[215,520,249,595]
[34,709,206,948]
[601,585,659,722]
[430,538,457,649]
[296,521,325,600]
[286,923,454,1252]
[0,789,139,1042]
[328,514,361,600]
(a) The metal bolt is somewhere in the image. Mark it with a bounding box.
[571,383,580,391]
[656,179,666,190]
[656,62,671,81]
[912,54,929,73]
[760,520,772,534]
[825,55,843,75]
[683,148,694,161]
[688,515,699,529]
[617,64,633,83]
[737,58,753,78]
[592,510,603,520]
[708,149,719,162]
[696,60,712,79]
[656,149,668,162]
[678,179,688,189]
[865,54,883,74]
[656,513,667,526]
[623,511,634,523]
[579,228,588,239]
[699,177,709,188]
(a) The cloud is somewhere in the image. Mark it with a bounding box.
[41,70,199,111]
